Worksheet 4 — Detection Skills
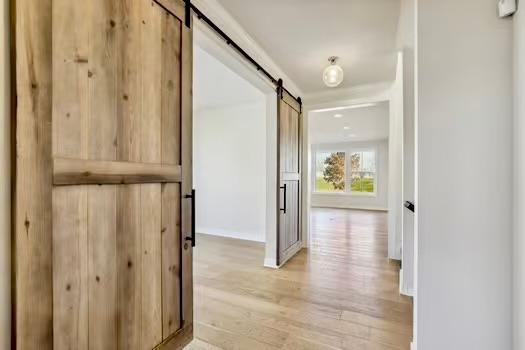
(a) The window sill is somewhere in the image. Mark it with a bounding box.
[312,191,377,198]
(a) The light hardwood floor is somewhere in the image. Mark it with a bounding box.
[185,208,413,350]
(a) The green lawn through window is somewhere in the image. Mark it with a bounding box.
[316,177,343,192]
[351,177,374,193]
[316,176,374,193]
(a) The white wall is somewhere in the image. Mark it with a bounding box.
[389,53,404,262]
[194,25,279,265]
[397,0,416,296]
[311,140,389,211]
[514,4,525,350]
[417,0,513,349]
[194,102,267,242]
[0,0,10,347]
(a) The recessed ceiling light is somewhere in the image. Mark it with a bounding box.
[334,114,343,118]
[349,134,357,138]
[343,126,350,130]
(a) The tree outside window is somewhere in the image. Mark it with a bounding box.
[315,151,345,192]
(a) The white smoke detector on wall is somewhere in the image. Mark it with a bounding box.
[498,0,516,17]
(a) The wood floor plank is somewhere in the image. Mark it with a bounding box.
[186,208,413,350]
[195,305,289,347]
[194,322,279,350]
[184,339,224,350]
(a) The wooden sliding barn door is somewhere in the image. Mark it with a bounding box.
[14,0,193,349]
[277,86,302,266]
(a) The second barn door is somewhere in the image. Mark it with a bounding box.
[277,86,302,266]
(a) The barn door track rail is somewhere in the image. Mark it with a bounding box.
[187,1,302,106]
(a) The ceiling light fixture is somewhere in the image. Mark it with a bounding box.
[323,56,344,88]
[343,126,350,130]
[334,114,343,118]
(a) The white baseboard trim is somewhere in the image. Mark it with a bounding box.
[196,227,265,243]
[263,258,279,269]
[311,204,388,212]
[399,269,414,297]
[389,254,402,261]
[402,288,414,297]
[264,244,303,269]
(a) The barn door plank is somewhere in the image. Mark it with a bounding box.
[181,16,194,328]
[141,1,164,347]
[160,8,183,338]
[141,183,163,348]
[115,0,145,349]
[87,0,119,348]
[15,0,53,348]
[52,0,89,348]
[116,185,142,349]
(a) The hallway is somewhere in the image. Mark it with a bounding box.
[187,208,413,350]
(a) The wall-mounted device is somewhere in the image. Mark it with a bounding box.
[498,0,517,17]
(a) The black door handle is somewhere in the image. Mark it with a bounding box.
[184,189,196,247]
[280,184,287,214]
[404,200,415,213]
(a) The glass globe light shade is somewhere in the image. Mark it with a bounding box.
[323,64,344,88]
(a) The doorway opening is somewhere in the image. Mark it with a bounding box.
[300,87,412,348]
[188,1,414,348]
[192,20,279,266]
[190,18,289,348]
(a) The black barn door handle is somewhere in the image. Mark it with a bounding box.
[404,200,415,213]
[184,189,196,247]
[280,184,287,214]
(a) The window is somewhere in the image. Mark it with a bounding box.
[350,151,376,193]
[313,148,377,195]
[315,151,345,192]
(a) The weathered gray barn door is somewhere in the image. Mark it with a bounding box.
[14,0,193,349]
[277,84,302,266]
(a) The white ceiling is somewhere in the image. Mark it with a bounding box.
[194,45,265,111]
[215,0,401,95]
[309,102,389,144]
